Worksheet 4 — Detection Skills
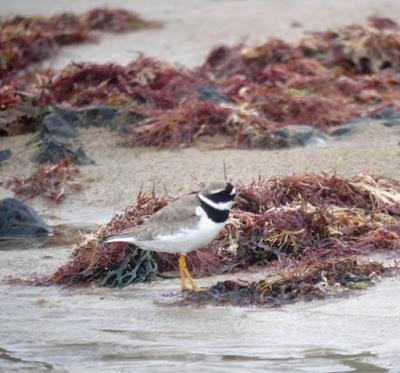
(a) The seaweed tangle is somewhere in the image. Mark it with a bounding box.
[4,16,400,143]
[46,174,400,298]
[0,8,161,135]
[101,247,158,288]
[181,259,397,307]
[0,8,160,79]
[5,16,400,144]
[5,158,82,202]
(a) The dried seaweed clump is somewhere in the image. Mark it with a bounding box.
[46,174,400,296]
[221,174,400,265]
[194,16,400,133]
[0,8,159,78]
[0,85,22,110]
[125,101,233,148]
[40,57,200,108]
[38,58,276,147]
[120,16,400,146]
[5,16,400,144]
[0,8,161,135]
[48,190,224,286]
[82,8,161,32]
[182,259,396,307]
[202,16,400,78]
[48,192,170,285]
[5,158,81,202]
[300,15,400,73]
[179,173,400,306]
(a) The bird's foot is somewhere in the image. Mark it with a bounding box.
[180,281,188,291]
[190,282,201,292]
[185,273,200,291]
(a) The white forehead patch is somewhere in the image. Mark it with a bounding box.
[230,187,236,195]
[209,188,225,194]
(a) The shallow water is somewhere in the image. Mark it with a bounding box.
[1,230,400,373]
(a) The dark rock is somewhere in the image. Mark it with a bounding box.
[330,118,374,137]
[257,124,326,149]
[374,108,400,120]
[52,107,80,124]
[33,136,94,165]
[53,105,145,130]
[330,126,352,137]
[0,149,12,163]
[32,105,145,165]
[0,198,52,239]
[85,106,118,122]
[33,108,98,165]
[196,85,230,103]
[42,111,78,139]
[55,106,118,128]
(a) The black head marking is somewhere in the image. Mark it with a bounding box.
[201,182,235,204]
[198,182,235,223]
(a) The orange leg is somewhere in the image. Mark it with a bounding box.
[178,255,188,291]
[178,255,200,291]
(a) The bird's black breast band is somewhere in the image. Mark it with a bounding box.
[199,199,229,223]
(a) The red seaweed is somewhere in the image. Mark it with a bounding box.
[0,8,160,79]
[45,174,400,290]
[5,16,400,144]
[125,100,233,148]
[5,158,81,202]
[103,15,400,144]
[40,57,201,108]
[82,8,160,32]
[0,85,22,110]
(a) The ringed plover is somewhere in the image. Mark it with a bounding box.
[104,181,236,291]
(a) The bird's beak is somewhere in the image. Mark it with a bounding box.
[234,195,246,204]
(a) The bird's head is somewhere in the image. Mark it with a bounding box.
[198,181,236,210]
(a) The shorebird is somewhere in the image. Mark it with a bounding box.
[104,182,236,291]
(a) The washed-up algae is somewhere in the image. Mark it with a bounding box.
[0,8,160,79]
[181,259,397,307]
[4,159,82,203]
[4,16,400,147]
[45,174,400,306]
[0,7,161,135]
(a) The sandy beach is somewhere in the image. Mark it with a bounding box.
[1,122,400,215]
[2,0,400,212]
[1,1,400,372]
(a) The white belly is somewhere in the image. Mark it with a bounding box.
[136,214,226,254]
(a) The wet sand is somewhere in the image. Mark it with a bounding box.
[1,1,400,372]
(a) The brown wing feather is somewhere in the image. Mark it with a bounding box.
[106,195,201,241]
